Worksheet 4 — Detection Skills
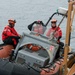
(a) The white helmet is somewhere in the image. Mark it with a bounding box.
[8,18,16,24]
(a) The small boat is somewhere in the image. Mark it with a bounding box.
[0,32,61,75]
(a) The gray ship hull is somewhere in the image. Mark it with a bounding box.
[0,59,40,75]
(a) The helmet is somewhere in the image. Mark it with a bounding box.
[36,20,41,24]
[51,19,57,23]
[8,19,16,24]
[51,19,57,28]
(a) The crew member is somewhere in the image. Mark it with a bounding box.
[2,19,21,48]
[46,19,64,58]
[28,20,46,34]
[46,19,62,43]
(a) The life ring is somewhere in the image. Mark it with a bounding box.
[26,44,41,51]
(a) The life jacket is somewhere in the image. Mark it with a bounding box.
[46,27,62,40]
[2,25,19,41]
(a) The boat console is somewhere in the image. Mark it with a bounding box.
[14,32,59,70]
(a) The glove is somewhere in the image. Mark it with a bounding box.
[57,36,61,41]
[57,36,61,43]
[19,35,22,39]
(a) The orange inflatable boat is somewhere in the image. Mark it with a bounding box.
[40,59,64,75]
[0,45,14,58]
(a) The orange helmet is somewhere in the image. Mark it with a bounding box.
[8,19,16,24]
[51,19,57,23]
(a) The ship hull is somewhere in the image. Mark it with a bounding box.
[0,59,40,75]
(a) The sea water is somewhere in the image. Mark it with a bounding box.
[0,0,75,50]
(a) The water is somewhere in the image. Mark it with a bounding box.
[0,0,75,50]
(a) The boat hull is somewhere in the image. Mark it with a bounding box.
[0,45,14,58]
[0,59,40,75]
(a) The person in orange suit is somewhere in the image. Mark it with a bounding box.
[2,19,21,48]
[46,19,64,58]
[46,19,62,43]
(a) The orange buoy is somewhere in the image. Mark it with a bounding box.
[0,45,14,58]
[27,44,41,51]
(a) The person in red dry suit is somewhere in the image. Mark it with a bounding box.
[46,19,64,58]
[2,19,21,48]
[28,20,46,34]
[46,19,62,43]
